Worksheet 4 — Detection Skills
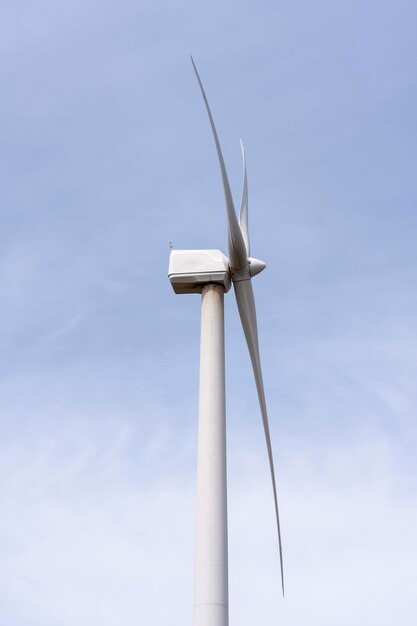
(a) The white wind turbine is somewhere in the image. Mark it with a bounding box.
[168,58,284,626]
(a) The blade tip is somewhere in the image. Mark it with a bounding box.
[190,55,199,76]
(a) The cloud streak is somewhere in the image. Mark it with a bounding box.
[1,397,415,625]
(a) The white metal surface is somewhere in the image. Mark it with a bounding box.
[191,58,284,595]
[194,284,228,626]
[191,57,247,272]
[167,59,284,623]
[168,249,231,294]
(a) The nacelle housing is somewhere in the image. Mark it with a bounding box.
[168,249,231,294]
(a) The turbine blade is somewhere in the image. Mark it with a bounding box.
[191,57,247,270]
[233,278,285,595]
[239,140,250,256]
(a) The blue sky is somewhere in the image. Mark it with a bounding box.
[1,1,416,624]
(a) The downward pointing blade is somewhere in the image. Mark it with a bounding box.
[191,57,247,270]
[233,278,285,595]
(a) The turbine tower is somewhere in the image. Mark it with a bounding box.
[168,59,284,626]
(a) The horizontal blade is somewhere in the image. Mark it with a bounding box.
[191,57,247,270]
[233,278,284,595]
[239,140,250,256]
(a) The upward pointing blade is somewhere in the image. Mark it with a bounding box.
[239,140,250,256]
[191,57,247,271]
[233,278,285,596]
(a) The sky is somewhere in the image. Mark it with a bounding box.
[1,0,416,624]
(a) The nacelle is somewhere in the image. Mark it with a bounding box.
[168,249,231,294]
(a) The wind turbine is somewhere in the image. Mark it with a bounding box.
[168,58,284,626]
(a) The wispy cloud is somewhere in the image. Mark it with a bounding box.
[1,399,415,625]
